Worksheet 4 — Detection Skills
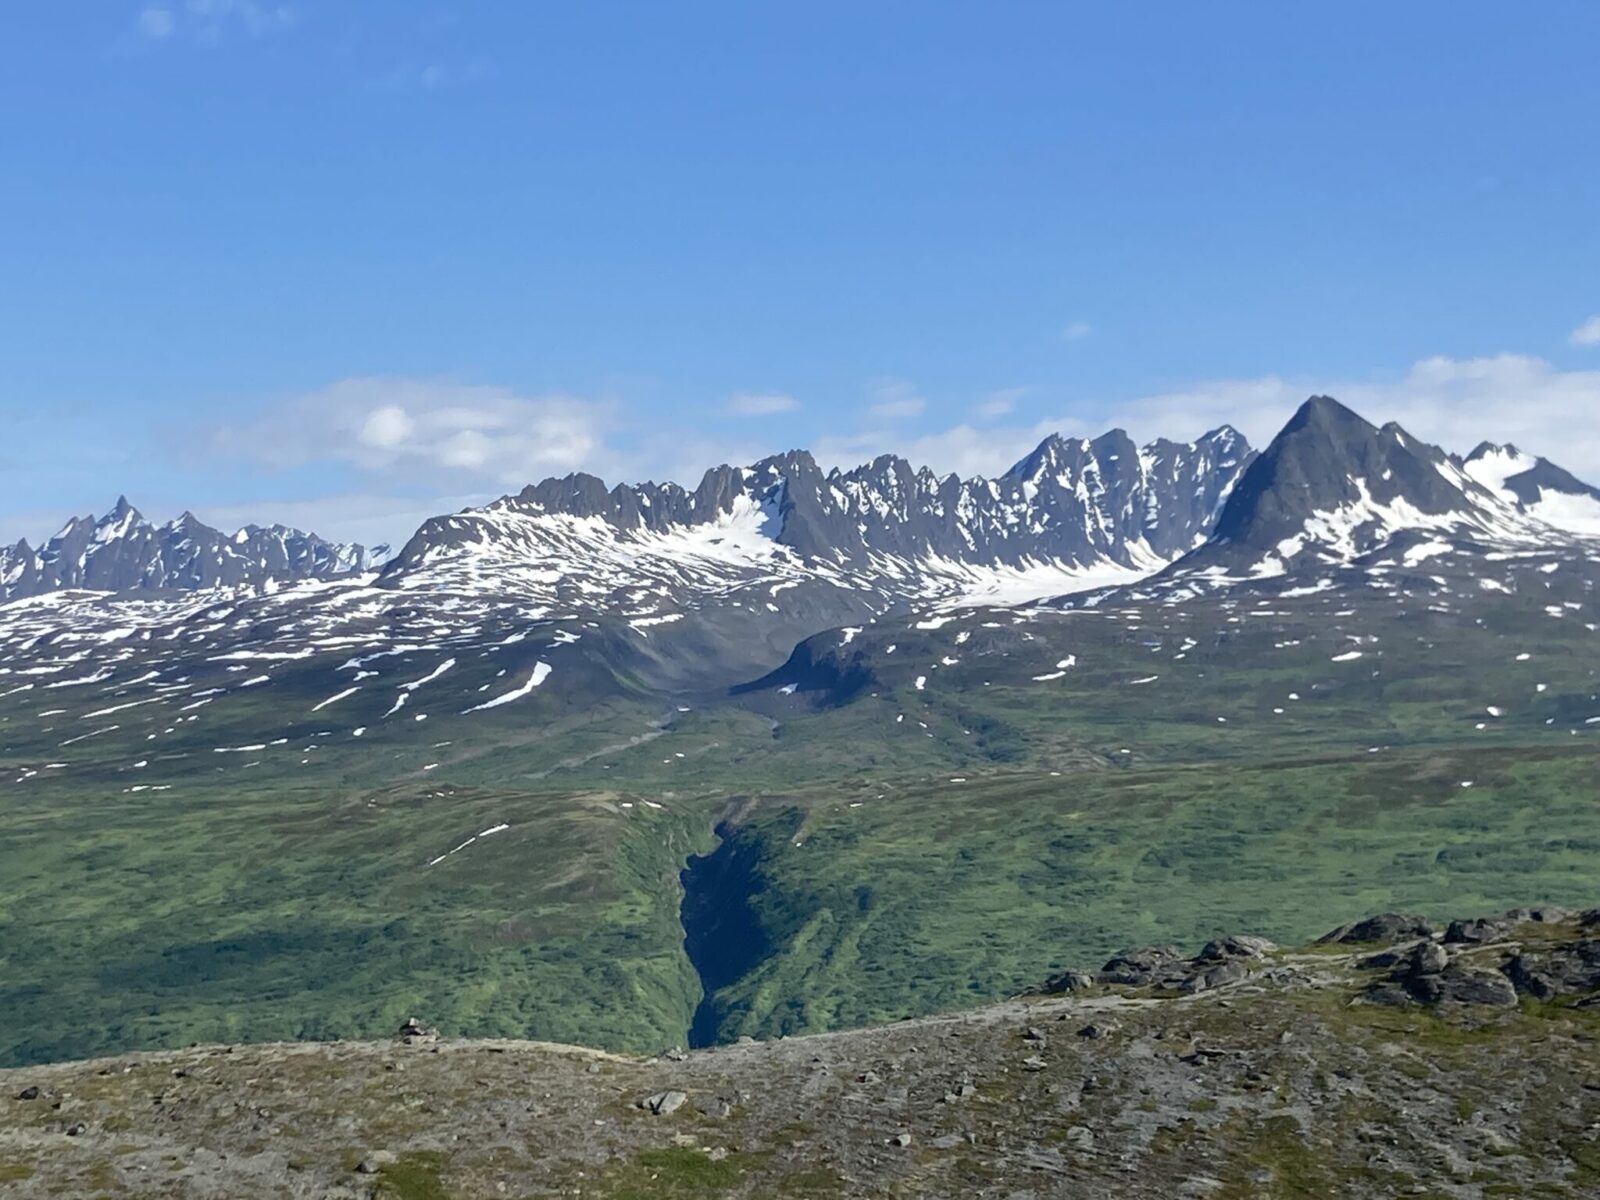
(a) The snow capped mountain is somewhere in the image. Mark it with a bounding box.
[4,399,1597,761]
[1172,396,1592,581]
[1461,442,1600,536]
[0,498,382,602]
[379,427,1257,615]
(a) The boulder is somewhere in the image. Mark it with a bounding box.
[1503,940,1600,1001]
[1043,969,1096,995]
[1404,941,1449,978]
[1409,966,1517,1007]
[1318,913,1433,945]
[15,1086,39,1101]
[638,1090,689,1116]
[1195,935,1275,962]
[1180,960,1249,995]
[1500,906,1572,925]
[1098,945,1185,986]
[1444,917,1509,945]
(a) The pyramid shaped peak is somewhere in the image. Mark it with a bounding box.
[1288,395,1371,430]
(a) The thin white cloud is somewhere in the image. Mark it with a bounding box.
[1059,321,1092,342]
[727,392,801,417]
[139,0,296,42]
[1101,354,1600,477]
[1570,316,1600,347]
[189,492,497,552]
[868,379,926,420]
[137,6,176,38]
[211,377,616,488]
[814,417,1094,481]
[974,387,1031,420]
[822,354,1600,484]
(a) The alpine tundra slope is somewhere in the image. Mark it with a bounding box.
[0,397,1598,1075]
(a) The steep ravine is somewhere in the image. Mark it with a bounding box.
[679,825,773,1047]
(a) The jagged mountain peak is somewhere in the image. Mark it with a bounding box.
[1160,396,1600,584]
[381,428,1259,619]
[0,499,374,602]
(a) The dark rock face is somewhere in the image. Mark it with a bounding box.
[1409,967,1519,1007]
[1205,398,1477,555]
[1503,940,1600,1001]
[0,498,379,601]
[1319,913,1434,946]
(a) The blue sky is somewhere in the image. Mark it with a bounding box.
[4,2,1600,549]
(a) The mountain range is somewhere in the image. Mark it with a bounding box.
[4,393,1600,1083]
[0,498,385,602]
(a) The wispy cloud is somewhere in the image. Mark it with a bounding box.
[210,377,616,488]
[137,6,176,38]
[823,355,1600,483]
[1058,320,1092,342]
[867,378,926,420]
[1570,316,1600,347]
[974,387,1031,420]
[727,392,801,417]
[1103,354,1600,477]
[136,0,296,42]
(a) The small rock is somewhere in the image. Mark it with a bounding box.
[1062,1125,1095,1151]
[857,1070,881,1085]
[356,1151,396,1175]
[931,1133,963,1150]
[694,1096,734,1119]
[1077,1023,1112,1040]
[1022,1056,1048,1072]
[16,1086,39,1101]
[662,1046,689,1062]
[1042,969,1096,994]
[396,1017,437,1042]
[1022,1027,1047,1043]
[65,1123,88,1137]
[707,1147,729,1162]
[891,1132,913,1148]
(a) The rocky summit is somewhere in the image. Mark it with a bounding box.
[1,907,1596,1198]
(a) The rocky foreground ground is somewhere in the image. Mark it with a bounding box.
[2,908,1598,1199]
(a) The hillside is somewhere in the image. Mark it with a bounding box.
[1,908,1596,1198]
[1,397,1598,1073]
